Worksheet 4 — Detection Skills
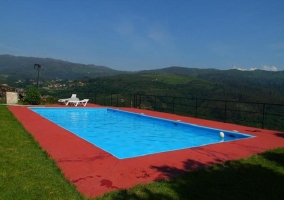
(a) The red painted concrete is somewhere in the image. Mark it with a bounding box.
[8,104,284,198]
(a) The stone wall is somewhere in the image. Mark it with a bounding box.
[6,92,18,104]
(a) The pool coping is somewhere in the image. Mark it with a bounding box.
[8,104,284,198]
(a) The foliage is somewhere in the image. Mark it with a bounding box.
[23,88,41,105]
[41,95,58,104]
[67,73,283,106]
[3,60,283,129]
[0,98,5,104]
[0,54,130,81]
[46,95,58,104]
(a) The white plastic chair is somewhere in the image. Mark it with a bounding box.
[66,99,89,107]
[58,94,79,104]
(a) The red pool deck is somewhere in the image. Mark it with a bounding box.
[8,104,284,198]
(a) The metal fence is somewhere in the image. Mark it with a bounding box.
[64,91,284,131]
[130,94,284,131]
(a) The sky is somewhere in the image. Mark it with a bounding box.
[1,0,284,71]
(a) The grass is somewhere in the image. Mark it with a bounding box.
[1,105,284,200]
[0,106,85,200]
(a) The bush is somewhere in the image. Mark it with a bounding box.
[24,88,41,105]
[42,95,57,104]
[0,98,5,104]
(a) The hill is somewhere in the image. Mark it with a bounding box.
[0,54,129,81]
[1,55,284,86]
[65,71,284,105]
[140,66,284,85]
[1,54,284,104]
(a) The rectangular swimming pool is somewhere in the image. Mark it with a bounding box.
[30,107,254,159]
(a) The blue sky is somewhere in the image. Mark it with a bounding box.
[1,0,283,71]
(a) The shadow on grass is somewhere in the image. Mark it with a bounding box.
[99,150,284,200]
[261,149,284,167]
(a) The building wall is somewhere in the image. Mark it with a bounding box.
[6,92,18,104]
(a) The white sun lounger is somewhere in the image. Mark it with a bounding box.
[66,99,89,107]
[58,94,79,104]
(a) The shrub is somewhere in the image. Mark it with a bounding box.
[24,88,41,105]
[42,95,57,104]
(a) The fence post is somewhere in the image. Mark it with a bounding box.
[154,95,156,111]
[172,97,175,114]
[195,99,198,117]
[262,103,265,129]
[133,94,137,108]
[135,94,138,108]
[87,84,90,98]
[224,101,227,123]
[110,93,112,106]
[116,94,118,107]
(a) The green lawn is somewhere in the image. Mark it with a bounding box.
[0,106,85,200]
[1,106,283,200]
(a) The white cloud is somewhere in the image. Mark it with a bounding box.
[249,68,258,71]
[262,65,278,71]
[232,66,257,71]
[232,65,278,72]
[232,66,246,71]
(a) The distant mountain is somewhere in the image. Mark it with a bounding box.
[1,55,284,87]
[140,66,219,76]
[139,66,284,85]
[0,54,129,80]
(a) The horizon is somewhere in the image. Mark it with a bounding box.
[1,53,284,72]
[1,0,284,71]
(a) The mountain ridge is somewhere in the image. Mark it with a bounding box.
[1,54,284,85]
[0,54,128,80]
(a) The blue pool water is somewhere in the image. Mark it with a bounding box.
[30,107,254,159]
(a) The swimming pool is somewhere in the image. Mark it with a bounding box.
[30,107,254,159]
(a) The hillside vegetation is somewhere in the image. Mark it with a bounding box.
[70,72,284,104]
[1,54,284,104]
[46,72,283,131]
[0,55,283,130]
[0,54,129,81]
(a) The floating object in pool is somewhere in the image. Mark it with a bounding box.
[174,120,181,125]
[219,131,225,138]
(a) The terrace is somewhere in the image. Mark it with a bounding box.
[7,102,284,198]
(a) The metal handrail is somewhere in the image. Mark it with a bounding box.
[82,92,284,131]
